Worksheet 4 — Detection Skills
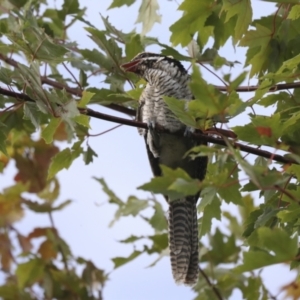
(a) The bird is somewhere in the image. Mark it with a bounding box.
[121,52,208,286]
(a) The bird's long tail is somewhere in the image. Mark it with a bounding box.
[168,197,199,286]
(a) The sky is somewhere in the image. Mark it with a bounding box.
[0,0,297,299]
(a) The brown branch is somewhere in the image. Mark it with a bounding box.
[1,53,300,119]
[0,53,136,117]
[199,266,223,300]
[214,82,300,92]
[0,86,296,165]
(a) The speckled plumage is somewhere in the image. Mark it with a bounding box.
[122,52,207,286]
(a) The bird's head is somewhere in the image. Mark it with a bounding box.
[121,52,187,80]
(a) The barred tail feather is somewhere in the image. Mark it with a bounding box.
[168,198,199,286]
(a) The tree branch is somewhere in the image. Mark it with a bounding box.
[0,53,300,119]
[215,82,300,92]
[198,266,223,300]
[0,87,296,165]
[0,53,136,117]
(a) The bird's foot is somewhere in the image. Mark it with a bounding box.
[147,120,156,132]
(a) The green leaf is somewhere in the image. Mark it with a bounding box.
[147,233,168,253]
[81,49,113,71]
[78,91,95,108]
[85,28,122,69]
[218,180,243,206]
[8,25,68,63]
[198,186,218,210]
[48,143,82,179]
[235,227,298,273]
[232,113,283,146]
[170,0,213,46]
[119,235,143,243]
[239,23,272,77]
[94,177,124,206]
[199,195,221,237]
[288,5,300,20]
[16,258,44,288]
[201,229,239,264]
[121,196,149,217]
[163,96,196,128]
[108,0,136,9]
[38,177,60,202]
[62,0,80,15]
[189,64,228,121]
[24,101,42,129]
[79,69,88,87]
[221,0,252,43]
[83,146,98,165]
[262,0,300,3]
[73,114,90,128]
[135,0,161,36]
[0,123,8,155]
[0,67,13,85]
[125,34,144,60]
[41,118,61,144]
[148,201,167,231]
[112,250,142,269]
[138,166,200,201]
[242,277,264,300]
[23,199,72,213]
[277,204,300,222]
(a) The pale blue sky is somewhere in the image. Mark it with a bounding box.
[0,1,296,299]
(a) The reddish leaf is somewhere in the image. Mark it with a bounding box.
[0,193,24,225]
[17,234,32,252]
[0,233,13,272]
[13,139,59,193]
[27,227,57,240]
[255,126,272,137]
[38,240,57,260]
[53,121,68,141]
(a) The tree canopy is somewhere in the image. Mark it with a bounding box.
[1,0,300,299]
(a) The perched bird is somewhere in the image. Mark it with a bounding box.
[121,52,207,286]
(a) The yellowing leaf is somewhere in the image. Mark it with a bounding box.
[78,91,95,107]
[135,0,161,36]
[288,5,300,20]
[14,140,59,193]
[38,240,57,260]
[282,280,300,300]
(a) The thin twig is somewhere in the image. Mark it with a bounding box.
[198,266,223,300]
[48,211,70,273]
[199,62,228,88]
[88,124,123,137]
[62,62,82,90]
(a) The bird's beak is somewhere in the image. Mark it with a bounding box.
[121,59,140,73]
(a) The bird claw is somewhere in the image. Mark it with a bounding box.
[147,120,156,132]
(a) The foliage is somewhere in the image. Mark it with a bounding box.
[0,0,300,299]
